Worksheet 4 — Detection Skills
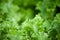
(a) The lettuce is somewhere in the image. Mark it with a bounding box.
[0,0,60,40]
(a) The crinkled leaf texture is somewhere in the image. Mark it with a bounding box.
[0,0,60,40]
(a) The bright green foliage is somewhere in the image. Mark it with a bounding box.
[0,0,60,40]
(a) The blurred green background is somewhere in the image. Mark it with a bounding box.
[0,0,60,40]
